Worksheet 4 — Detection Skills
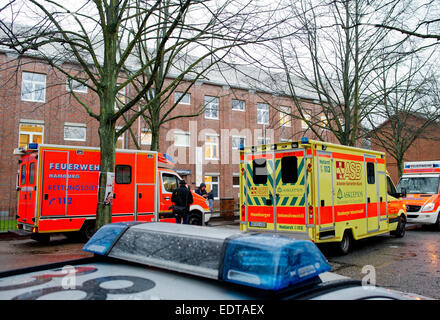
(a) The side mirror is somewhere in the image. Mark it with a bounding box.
[400,187,407,198]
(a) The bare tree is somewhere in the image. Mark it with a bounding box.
[366,53,440,177]
[0,0,284,229]
[234,0,409,147]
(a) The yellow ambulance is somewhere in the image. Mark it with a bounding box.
[239,138,407,254]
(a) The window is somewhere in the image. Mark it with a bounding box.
[162,173,179,192]
[19,122,44,147]
[174,131,190,147]
[115,87,126,108]
[20,164,26,186]
[232,99,245,111]
[204,175,219,199]
[64,123,86,141]
[281,156,298,184]
[257,103,269,125]
[115,127,124,149]
[66,78,88,93]
[257,137,270,145]
[29,163,35,185]
[174,91,190,105]
[233,175,240,188]
[21,72,46,102]
[115,165,132,184]
[141,129,152,146]
[252,158,267,184]
[232,136,246,150]
[205,135,219,160]
[280,106,291,127]
[387,176,397,196]
[205,96,219,119]
[320,115,328,129]
[367,162,375,184]
[301,115,311,129]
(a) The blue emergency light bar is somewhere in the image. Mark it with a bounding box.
[83,223,331,291]
[301,137,309,144]
[25,143,39,150]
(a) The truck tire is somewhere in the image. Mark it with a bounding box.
[80,221,96,241]
[335,230,353,255]
[391,215,406,238]
[188,211,202,225]
[31,233,50,244]
[433,213,440,231]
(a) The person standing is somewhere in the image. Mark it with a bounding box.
[196,182,214,216]
[171,179,193,224]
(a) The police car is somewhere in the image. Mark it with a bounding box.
[0,223,430,300]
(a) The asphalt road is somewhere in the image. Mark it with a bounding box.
[0,222,439,299]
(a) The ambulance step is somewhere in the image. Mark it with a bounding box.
[319,230,335,240]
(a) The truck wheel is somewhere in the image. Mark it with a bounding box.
[80,221,96,241]
[391,215,406,238]
[335,230,352,255]
[433,213,440,231]
[188,212,202,225]
[31,233,50,244]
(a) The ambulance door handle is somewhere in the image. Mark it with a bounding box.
[44,194,48,200]
[367,197,370,203]
[165,197,170,200]
[24,194,26,200]
[138,193,142,199]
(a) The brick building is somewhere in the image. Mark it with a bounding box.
[369,112,440,183]
[0,49,337,217]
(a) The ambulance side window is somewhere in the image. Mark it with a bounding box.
[115,165,132,184]
[387,176,397,196]
[281,156,298,184]
[162,173,179,192]
[367,162,375,184]
[20,164,26,186]
[252,159,267,184]
[29,163,35,185]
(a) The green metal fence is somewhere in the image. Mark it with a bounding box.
[0,212,17,232]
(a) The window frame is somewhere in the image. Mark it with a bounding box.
[140,128,152,146]
[29,162,35,185]
[174,91,191,105]
[66,78,88,93]
[257,103,269,125]
[174,130,191,147]
[162,172,180,193]
[18,122,44,148]
[279,106,291,127]
[367,162,375,184]
[20,164,27,186]
[204,175,220,200]
[64,123,87,142]
[204,96,219,120]
[281,156,298,184]
[231,136,246,150]
[21,72,46,103]
[115,165,132,184]
[232,99,245,112]
[205,134,219,160]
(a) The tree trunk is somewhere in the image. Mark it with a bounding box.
[95,113,116,230]
[397,156,404,178]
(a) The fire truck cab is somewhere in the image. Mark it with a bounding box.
[397,161,440,230]
[239,138,407,255]
[14,143,211,242]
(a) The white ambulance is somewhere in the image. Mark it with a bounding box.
[397,161,440,229]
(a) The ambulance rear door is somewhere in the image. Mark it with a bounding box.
[243,147,275,231]
[274,147,309,234]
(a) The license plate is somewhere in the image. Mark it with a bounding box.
[249,221,267,228]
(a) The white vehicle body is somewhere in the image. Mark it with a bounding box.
[397,161,440,227]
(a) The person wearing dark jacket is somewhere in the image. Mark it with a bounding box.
[196,183,214,213]
[171,179,193,224]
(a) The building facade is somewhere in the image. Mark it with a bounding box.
[0,51,337,217]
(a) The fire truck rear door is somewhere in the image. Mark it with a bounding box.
[41,150,69,217]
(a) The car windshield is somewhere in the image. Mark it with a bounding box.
[397,177,440,194]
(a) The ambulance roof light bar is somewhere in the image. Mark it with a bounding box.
[83,222,331,291]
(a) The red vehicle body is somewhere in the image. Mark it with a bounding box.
[14,143,210,241]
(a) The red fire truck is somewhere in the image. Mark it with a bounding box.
[14,143,211,242]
